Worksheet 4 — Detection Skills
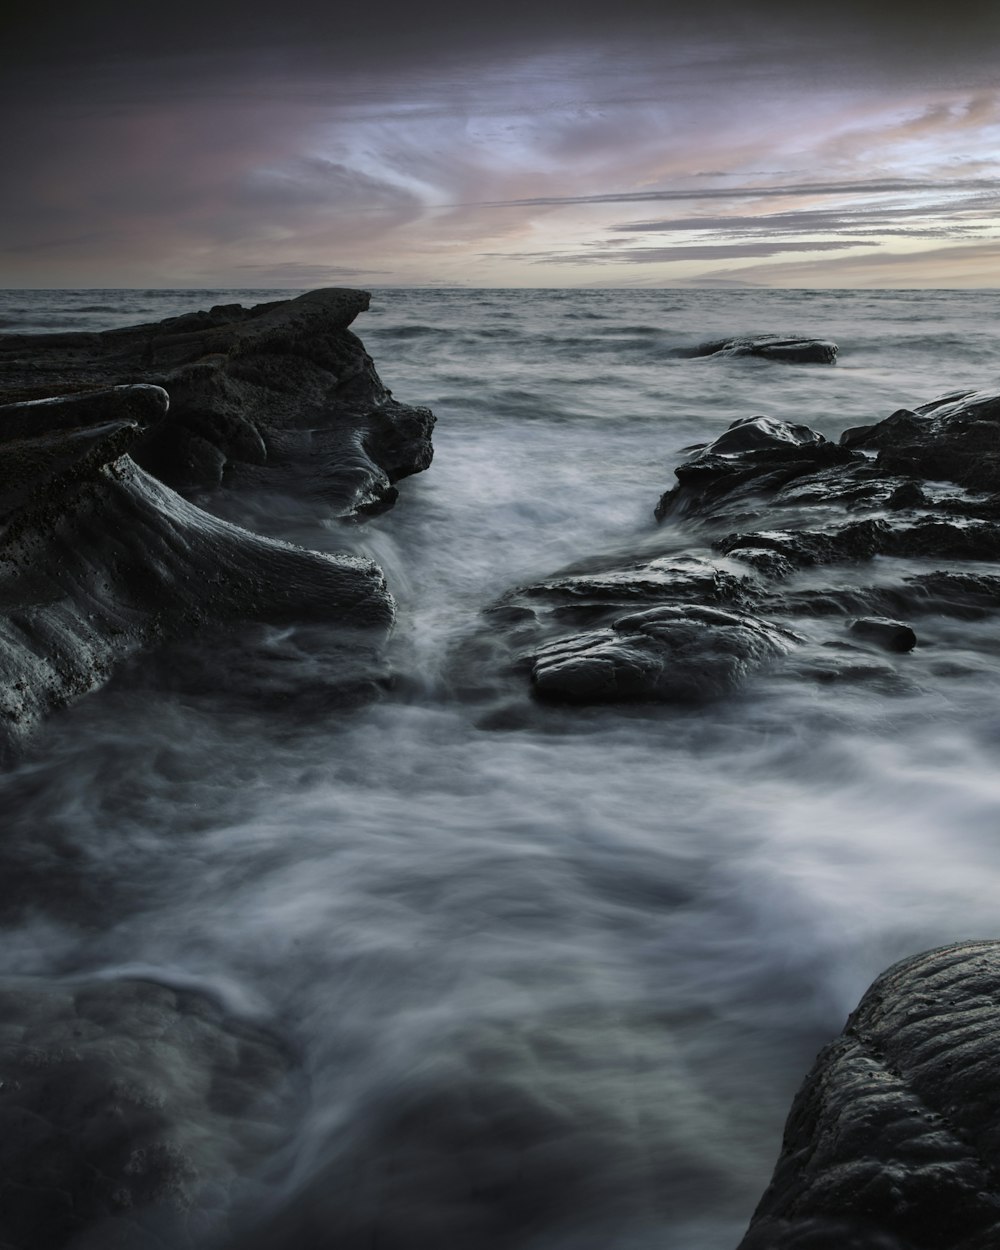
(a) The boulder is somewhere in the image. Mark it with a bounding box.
[0,288,435,517]
[0,975,295,1249]
[0,386,393,760]
[684,336,838,364]
[529,605,797,705]
[656,417,860,522]
[848,617,918,653]
[739,941,1000,1250]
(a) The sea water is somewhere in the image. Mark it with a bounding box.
[2,287,1000,1248]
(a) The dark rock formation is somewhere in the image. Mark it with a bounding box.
[848,617,918,652]
[656,417,860,522]
[473,386,1000,713]
[839,389,1000,493]
[0,386,394,760]
[529,604,797,704]
[684,336,838,364]
[739,941,1000,1250]
[0,288,435,517]
[0,976,295,1250]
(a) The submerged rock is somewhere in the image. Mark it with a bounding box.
[0,976,295,1250]
[739,941,1000,1250]
[0,288,435,517]
[684,336,838,364]
[0,386,394,759]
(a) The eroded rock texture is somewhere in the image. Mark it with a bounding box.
[471,389,1000,711]
[0,386,394,760]
[0,288,435,516]
[0,976,295,1250]
[739,941,1000,1250]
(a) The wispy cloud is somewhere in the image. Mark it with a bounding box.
[473,177,1000,209]
[485,240,871,265]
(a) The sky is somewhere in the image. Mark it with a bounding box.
[4,0,1000,288]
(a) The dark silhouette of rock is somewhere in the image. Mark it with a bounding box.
[529,605,797,704]
[0,386,394,760]
[738,941,1000,1250]
[0,288,435,517]
[848,617,918,652]
[0,976,295,1250]
[684,336,838,364]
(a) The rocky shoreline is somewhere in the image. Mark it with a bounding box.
[3,294,1000,1247]
[0,290,435,763]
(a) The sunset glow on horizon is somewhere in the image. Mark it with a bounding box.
[4,1,1000,288]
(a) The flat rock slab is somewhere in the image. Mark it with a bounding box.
[0,976,296,1249]
[739,941,1000,1250]
[0,288,435,517]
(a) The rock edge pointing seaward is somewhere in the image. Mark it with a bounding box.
[0,288,436,518]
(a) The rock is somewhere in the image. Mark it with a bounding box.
[529,605,797,704]
[703,415,828,455]
[0,386,394,760]
[848,617,918,652]
[475,380,1000,715]
[684,336,839,364]
[738,941,1000,1250]
[501,554,761,625]
[0,288,435,517]
[656,417,860,522]
[885,482,927,510]
[715,520,891,569]
[763,571,1000,623]
[840,389,1000,494]
[0,976,295,1250]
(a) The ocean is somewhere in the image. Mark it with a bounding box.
[2,286,1000,1248]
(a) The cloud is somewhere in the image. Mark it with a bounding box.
[515,241,872,264]
[4,2,1000,286]
[474,177,1000,209]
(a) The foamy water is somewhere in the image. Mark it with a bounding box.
[2,287,1000,1248]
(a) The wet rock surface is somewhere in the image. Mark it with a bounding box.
[530,605,797,704]
[0,288,435,516]
[738,941,1000,1250]
[473,386,1000,711]
[683,335,839,364]
[0,976,295,1250]
[0,384,395,760]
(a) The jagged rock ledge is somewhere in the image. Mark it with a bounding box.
[0,384,395,761]
[739,941,1000,1250]
[0,288,436,518]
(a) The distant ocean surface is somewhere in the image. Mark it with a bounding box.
[3,287,1000,1249]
